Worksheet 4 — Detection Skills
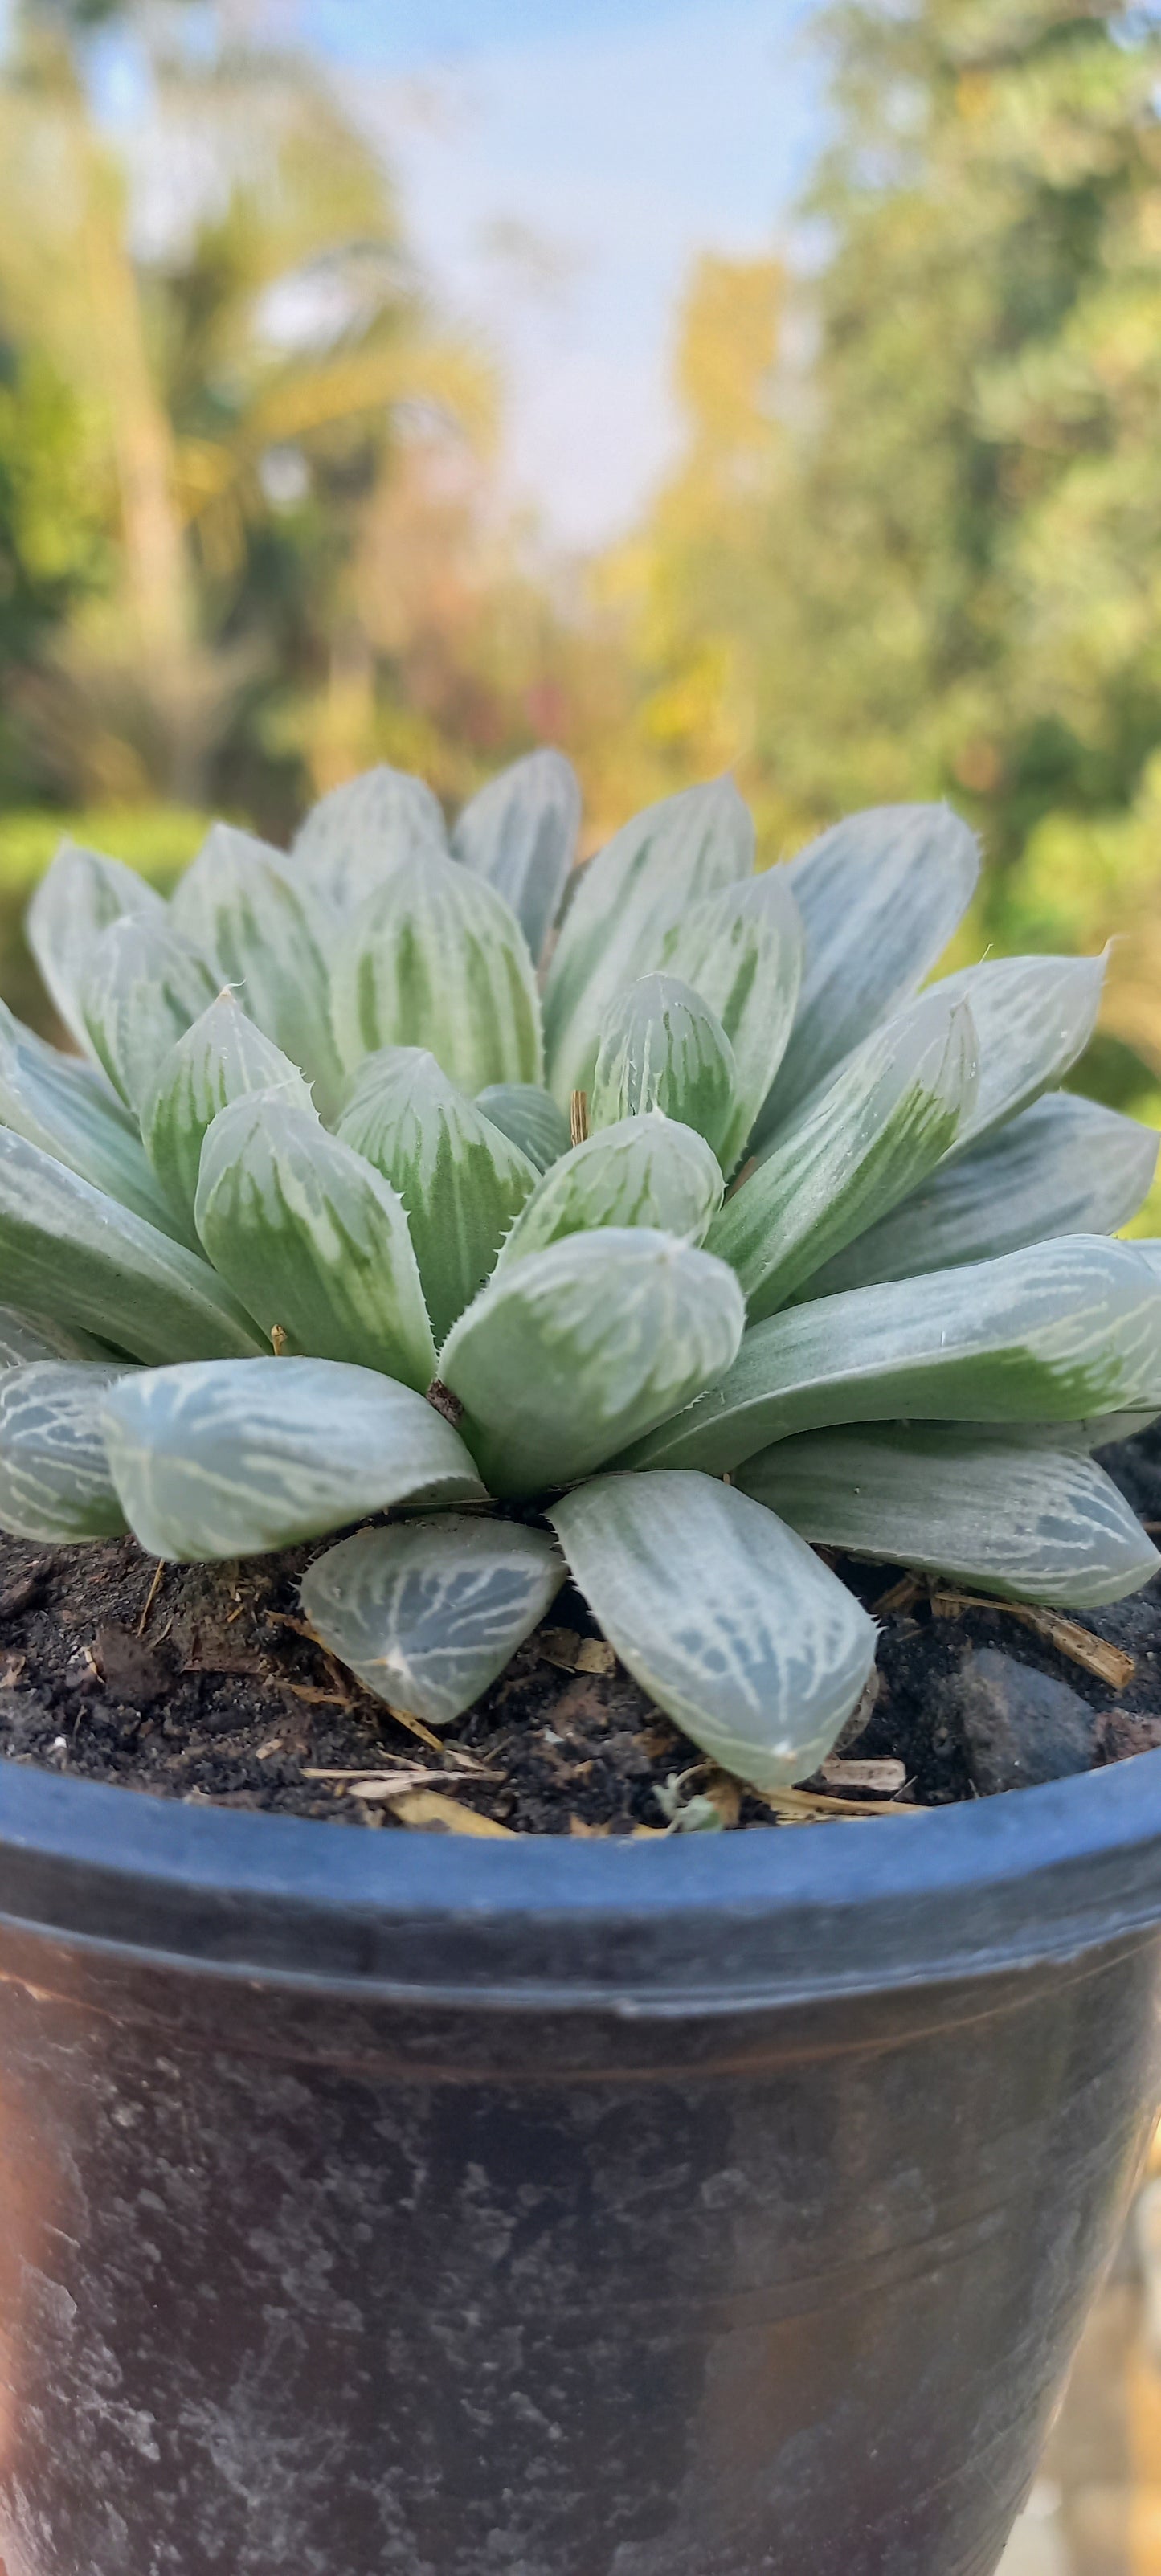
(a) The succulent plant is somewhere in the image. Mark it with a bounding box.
[1,754,1159,1794]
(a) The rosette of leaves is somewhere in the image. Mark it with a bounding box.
[1,755,1159,1797]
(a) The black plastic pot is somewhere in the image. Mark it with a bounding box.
[1,1760,1160,2576]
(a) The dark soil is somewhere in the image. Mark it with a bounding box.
[1,1422,1160,1835]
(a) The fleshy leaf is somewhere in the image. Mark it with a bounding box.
[292,763,447,918]
[170,823,344,1113]
[26,838,166,1057]
[619,1236,1161,1477]
[195,1090,437,1387]
[804,1092,1159,1299]
[590,974,738,1160]
[738,1422,1160,1609]
[452,749,581,965]
[931,953,1107,1157]
[657,870,805,1170]
[0,1306,113,1369]
[336,1047,538,1344]
[0,1127,264,1364]
[757,804,980,1135]
[497,1113,723,1268]
[550,1470,877,1791]
[474,1082,572,1172]
[0,1360,130,1543]
[329,848,543,1093]
[142,994,315,1229]
[79,915,217,1114]
[440,1225,745,1498]
[0,1000,185,1240]
[101,1356,484,1560]
[708,990,978,1322]
[543,777,754,1102]
[301,1515,564,1723]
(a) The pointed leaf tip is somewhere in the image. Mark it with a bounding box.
[329,845,543,1094]
[301,1515,564,1723]
[452,748,581,963]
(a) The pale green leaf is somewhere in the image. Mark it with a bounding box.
[0,1306,113,1369]
[0,1127,264,1364]
[440,1225,745,1497]
[619,1235,1161,1476]
[26,837,166,1057]
[170,823,344,1114]
[0,1000,186,1241]
[0,1360,129,1541]
[101,1356,484,1560]
[739,1422,1159,1608]
[301,1515,564,1723]
[336,1047,538,1343]
[79,915,217,1114]
[803,1092,1159,1299]
[195,1090,437,1386]
[757,804,980,1135]
[292,763,447,918]
[550,1470,877,1791]
[657,869,804,1170]
[590,974,738,1160]
[497,1113,723,1268]
[474,1082,572,1172]
[142,994,315,1229]
[932,952,1106,1158]
[542,777,754,1101]
[708,991,978,1321]
[329,848,543,1093]
[452,748,581,964]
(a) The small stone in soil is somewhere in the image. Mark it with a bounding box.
[941,1647,1098,1796]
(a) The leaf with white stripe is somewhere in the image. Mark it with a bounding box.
[474,1082,572,1172]
[142,994,315,1229]
[301,1516,564,1723]
[101,1357,484,1560]
[170,823,344,1113]
[0,1128,264,1364]
[619,1236,1161,1476]
[804,1092,1159,1298]
[452,749,581,964]
[27,838,166,1057]
[930,952,1107,1158]
[0,1360,129,1541]
[195,1091,437,1387]
[550,1470,877,1791]
[543,777,754,1101]
[0,1001,184,1240]
[0,1306,112,1369]
[79,915,217,1114]
[292,763,447,918]
[739,1422,1159,1608]
[708,990,977,1321]
[337,1048,538,1343]
[657,870,804,1171]
[329,848,543,1094]
[590,975,738,1160]
[497,1114,722,1269]
[757,804,980,1137]
[441,1226,745,1498]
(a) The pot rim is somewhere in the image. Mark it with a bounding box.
[2,1747,1161,2010]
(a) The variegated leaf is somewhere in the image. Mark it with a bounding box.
[590,974,738,1160]
[709,991,978,1322]
[0,1000,184,1240]
[738,1423,1160,1608]
[550,1470,877,1791]
[329,848,543,1094]
[933,952,1106,1158]
[337,1047,538,1343]
[101,1356,484,1560]
[542,777,754,1101]
[0,1127,264,1364]
[292,763,447,918]
[474,1082,571,1172]
[170,823,344,1113]
[142,994,315,1228]
[657,869,804,1171]
[301,1515,564,1723]
[1134,1241,1161,1280]
[195,1090,437,1387]
[440,1225,745,1497]
[27,837,166,1057]
[0,1306,113,1369]
[79,915,217,1114]
[804,1092,1159,1299]
[452,748,581,964]
[756,804,980,1135]
[497,1113,723,1268]
[0,1360,129,1542]
[619,1235,1161,1477]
